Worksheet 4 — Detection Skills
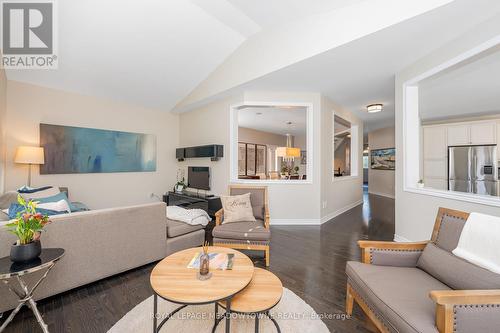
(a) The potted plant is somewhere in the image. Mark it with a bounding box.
[175,177,187,193]
[6,195,50,263]
[417,179,425,188]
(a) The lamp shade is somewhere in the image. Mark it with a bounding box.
[276,147,301,158]
[14,146,45,165]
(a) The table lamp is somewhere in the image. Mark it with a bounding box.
[14,146,45,187]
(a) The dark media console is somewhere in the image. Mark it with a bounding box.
[176,144,223,162]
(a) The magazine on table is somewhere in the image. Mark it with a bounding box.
[187,252,234,270]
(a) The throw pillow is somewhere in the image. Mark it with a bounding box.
[17,185,53,194]
[37,199,71,213]
[7,203,66,219]
[220,193,256,224]
[20,187,60,200]
[34,192,72,212]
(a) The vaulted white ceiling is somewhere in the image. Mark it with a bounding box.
[419,45,500,121]
[183,0,500,133]
[5,0,500,134]
[6,0,246,110]
[5,0,458,116]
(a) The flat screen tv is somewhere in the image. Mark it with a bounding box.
[188,166,210,190]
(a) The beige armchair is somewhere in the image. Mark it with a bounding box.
[212,185,271,266]
[346,207,500,333]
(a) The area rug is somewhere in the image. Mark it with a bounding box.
[108,288,330,333]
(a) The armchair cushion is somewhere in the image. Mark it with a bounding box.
[167,219,204,238]
[346,261,450,333]
[417,243,500,290]
[370,248,423,267]
[212,220,270,241]
[220,193,256,224]
[229,187,265,220]
[435,214,466,252]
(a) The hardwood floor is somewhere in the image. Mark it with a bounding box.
[1,190,394,333]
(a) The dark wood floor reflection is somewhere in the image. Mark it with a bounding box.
[2,190,394,333]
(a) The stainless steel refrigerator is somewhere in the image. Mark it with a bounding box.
[448,145,498,196]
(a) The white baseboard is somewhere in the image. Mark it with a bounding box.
[320,199,364,224]
[368,191,395,199]
[270,218,322,225]
[394,234,413,242]
[270,199,364,225]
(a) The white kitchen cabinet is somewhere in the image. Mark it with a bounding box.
[470,122,496,145]
[447,121,496,146]
[423,126,447,159]
[447,124,470,146]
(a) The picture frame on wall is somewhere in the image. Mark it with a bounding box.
[370,148,395,170]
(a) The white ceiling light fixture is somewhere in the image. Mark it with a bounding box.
[366,104,383,113]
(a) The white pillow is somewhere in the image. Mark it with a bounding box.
[37,199,71,213]
[21,187,60,200]
[220,193,256,224]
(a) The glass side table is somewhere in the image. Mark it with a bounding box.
[0,248,65,333]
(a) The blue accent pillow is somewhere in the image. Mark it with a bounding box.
[34,192,71,208]
[7,203,67,220]
[70,202,90,212]
[18,186,53,194]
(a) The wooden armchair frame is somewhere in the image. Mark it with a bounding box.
[213,185,270,266]
[347,207,500,333]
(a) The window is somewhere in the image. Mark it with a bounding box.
[402,39,500,206]
[231,103,312,183]
[238,143,267,177]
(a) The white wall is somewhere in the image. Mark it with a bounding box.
[320,96,364,223]
[395,15,500,241]
[238,127,287,146]
[178,91,323,224]
[368,126,395,198]
[0,68,6,193]
[4,81,179,209]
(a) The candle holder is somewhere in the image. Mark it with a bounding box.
[197,241,212,281]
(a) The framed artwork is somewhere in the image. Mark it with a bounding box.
[40,123,157,174]
[370,148,395,170]
[301,150,307,165]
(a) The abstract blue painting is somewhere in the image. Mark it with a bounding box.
[40,124,156,174]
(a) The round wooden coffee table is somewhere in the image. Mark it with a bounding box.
[215,268,283,333]
[150,246,254,333]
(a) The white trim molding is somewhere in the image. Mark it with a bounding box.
[402,35,500,208]
[320,199,364,224]
[229,101,314,184]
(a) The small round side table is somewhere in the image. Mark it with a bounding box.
[215,268,283,333]
[0,248,65,333]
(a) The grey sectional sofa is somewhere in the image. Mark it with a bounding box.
[0,201,205,312]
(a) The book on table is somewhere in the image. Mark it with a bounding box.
[187,253,234,270]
